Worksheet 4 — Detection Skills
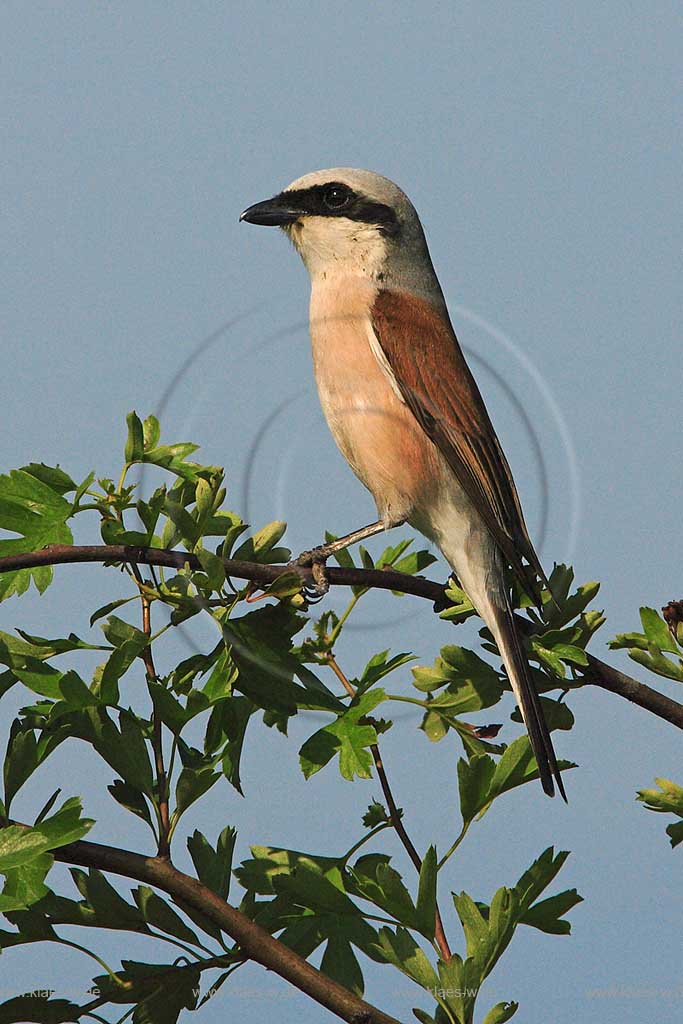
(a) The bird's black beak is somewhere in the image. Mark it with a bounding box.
[239,194,301,227]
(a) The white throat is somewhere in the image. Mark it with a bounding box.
[285,217,388,281]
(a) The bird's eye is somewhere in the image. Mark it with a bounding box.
[323,185,352,210]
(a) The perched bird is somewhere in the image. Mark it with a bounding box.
[241,168,565,799]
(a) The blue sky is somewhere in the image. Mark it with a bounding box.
[2,3,682,1022]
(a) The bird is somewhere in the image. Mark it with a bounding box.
[240,168,565,799]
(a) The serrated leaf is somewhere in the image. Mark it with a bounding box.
[521,888,583,934]
[71,867,146,932]
[187,827,236,900]
[373,926,439,989]
[174,766,220,818]
[107,780,154,830]
[134,886,201,946]
[0,466,74,600]
[458,753,496,824]
[320,933,365,995]
[413,646,503,715]
[362,801,389,828]
[0,797,93,873]
[299,689,386,781]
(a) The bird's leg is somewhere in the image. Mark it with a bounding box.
[292,518,402,597]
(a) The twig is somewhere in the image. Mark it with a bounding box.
[327,654,452,960]
[130,564,170,858]
[1,544,681,730]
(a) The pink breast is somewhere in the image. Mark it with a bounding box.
[309,277,442,521]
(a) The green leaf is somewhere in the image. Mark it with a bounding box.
[8,659,86,701]
[236,845,341,896]
[320,932,365,995]
[143,414,161,449]
[0,852,53,911]
[232,520,290,563]
[666,821,683,848]
[438,580,477,623]
[3,724,39,810]
[638,778,683,847]
[174,766,220,818]
[458,754,496,824]
[217,697,254,794]
[347,854,425,933]
[521,888,583,934]
[299,689,387,781]
[299,728,341,780]
[0,466,74,600]
[68,707,154,795]
[187,827,236,900]
[134,886,201,946]
[274,858,360,916]
[415,846,437,941]
[125,411,145,462]
[640,607,679,653]
[101,614,148,649]
[413,646,503,715]
[0,797,93,874]
[609,609,683,681]
[420,709,449,743]
[411,1010,438,1024]
[373,926,440,989]
[357,650,416,693]
[227,605,341,714]
[15,463,75,495]
[511,695,574,732]
[94,959,199,1021]
[503,738,575,802]
[0,996,80,1022]
[437,952,481,1024]
[107,780,154,830]
[148,681,208,735]
[201,648,237,702]
[71,867,146,931]
[9,629,99,658]
[33,795,94,848]
[196,548,226,591]
[482,1001,519,1024]
[89,596,137,627]
[627,647,683,682]
[362,801,389,828]
[489,736,535,795]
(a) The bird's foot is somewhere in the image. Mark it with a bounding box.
[287,546,331,600]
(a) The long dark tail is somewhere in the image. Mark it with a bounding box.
[487,593,567,800]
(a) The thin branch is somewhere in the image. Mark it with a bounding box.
[130,564,170,858]
[1,544,681,729]
[51,837,402,1024]
[327,653,452,961]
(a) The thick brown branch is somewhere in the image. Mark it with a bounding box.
[53,838,402,1024]
[2,544,682,729]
